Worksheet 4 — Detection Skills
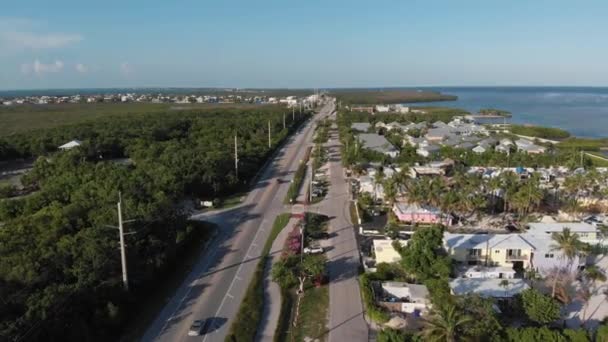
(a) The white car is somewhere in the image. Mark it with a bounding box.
[304,246,324,254]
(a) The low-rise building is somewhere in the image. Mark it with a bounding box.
[416,144,441,157]
[373,239,405,264]
[351,122,372,132]
[444,233,534,269]
[376,282,430,314]
[393,201,451,226]
[358,133,399,158]
[515,139,546,154]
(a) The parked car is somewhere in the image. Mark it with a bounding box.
[304,246,324,254]
[188,320,206,336]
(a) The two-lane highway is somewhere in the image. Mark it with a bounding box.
[142,102,334,342]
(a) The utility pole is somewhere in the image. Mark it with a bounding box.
[283,113,286,129]
[292,107,295,121]
[234,135,239,180]
[117,192,129,291]
[581,150,584,168]
[309,165,313,204]
[268,120,271,148]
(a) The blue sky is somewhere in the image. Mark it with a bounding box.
[1,0,608,90]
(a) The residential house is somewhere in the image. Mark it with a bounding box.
[409,166,445,178]
[416,144,440,157]
[473,144,488,154]
[444,233,535,269]
[375,105,390,113]
[426,127,453,142]
[351,106,375,114]
[393,201,451,225]
[520,233,587,276]
[351,122,372,132]
[449,278,529,299]
[358,133,399,158]
[358,175,384,200]
[373,239,405,264]
[376,282,430,314]
[526,222,599,244]
[515,139,546,154]
[392,105,410,114]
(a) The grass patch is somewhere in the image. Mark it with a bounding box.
[285,285,329,341]
[349,201,360,226]
[120,220,217,341]
[510,124,570,140]
[273,288,295,342]
[285,147,312,204]
[359,273,390,323]
[585,152,608,167]
[225,213,292,342]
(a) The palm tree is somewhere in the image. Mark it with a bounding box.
[487,176,502,213]
[423,303,472,342]
[580,265,607,325]
[383,178,397,206]
[500,171,519,213]
[550,228,584,298]
[373,167,385,202]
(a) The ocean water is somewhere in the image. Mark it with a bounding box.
[408,87,608,138]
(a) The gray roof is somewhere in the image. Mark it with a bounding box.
[351,122,371,132]
[426,127,454,139]
[444,233,535,250]
[456,142,475,150]
[358,133,398,154]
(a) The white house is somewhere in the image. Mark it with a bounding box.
[375,105,390,113]
[379,282,430,314]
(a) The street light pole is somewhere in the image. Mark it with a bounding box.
[268,120,271,148]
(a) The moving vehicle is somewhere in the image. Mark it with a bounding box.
[188,320,205,336]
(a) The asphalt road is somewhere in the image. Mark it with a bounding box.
[142,101,334,342]
[310,116,369,342]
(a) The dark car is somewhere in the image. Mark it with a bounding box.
[188,319,206,336]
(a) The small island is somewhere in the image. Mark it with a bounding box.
[477,108,513,117]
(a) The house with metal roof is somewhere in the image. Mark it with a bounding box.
[358,133,399,158]
[351,122,372,132]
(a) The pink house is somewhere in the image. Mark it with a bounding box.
[392,201,451,226]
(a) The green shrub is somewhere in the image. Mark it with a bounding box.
[225,213,291,342]
[359,274,390,323]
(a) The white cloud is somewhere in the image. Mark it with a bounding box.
[0,17,83,51]
[21,60,64,75]
[120,62,133,75]
[75,63,88,73]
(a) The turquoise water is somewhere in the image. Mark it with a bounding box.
[408,87,608,138]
